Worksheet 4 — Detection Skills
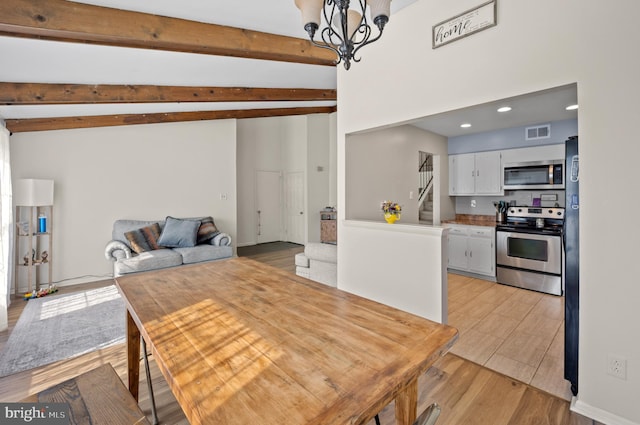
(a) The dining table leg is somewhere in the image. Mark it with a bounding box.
[126,310,141,401]
[395,376,418,425]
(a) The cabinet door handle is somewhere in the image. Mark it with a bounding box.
[470,251,473,258]
[465,250,468,257]
[477,170,480,176]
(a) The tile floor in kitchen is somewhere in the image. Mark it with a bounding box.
[447,272,572,401]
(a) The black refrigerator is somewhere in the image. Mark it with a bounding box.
[564,136,580,395]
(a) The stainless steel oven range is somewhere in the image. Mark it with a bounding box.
[496,207,565,296]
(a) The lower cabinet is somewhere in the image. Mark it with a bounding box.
[445,224,495,277]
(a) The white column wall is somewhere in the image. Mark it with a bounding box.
[306,114,332,243]
[337,0,640,423]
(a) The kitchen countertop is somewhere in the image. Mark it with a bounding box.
[442,214,498,227]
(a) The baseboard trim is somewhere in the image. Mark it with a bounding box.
[447,269,497,282]
[571,397,640,425]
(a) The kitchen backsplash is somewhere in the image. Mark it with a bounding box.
[455,190,566,216]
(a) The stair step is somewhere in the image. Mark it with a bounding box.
[419,210,433,221]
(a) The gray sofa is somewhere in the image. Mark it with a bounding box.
[105,217,232,276]
[295,243,337,287]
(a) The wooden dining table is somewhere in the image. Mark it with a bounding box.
[115,257,458,425]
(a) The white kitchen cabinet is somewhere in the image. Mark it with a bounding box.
[449,151,502,196]
[447,227,470,270]
[474,151,502,194]
[449,153,476,195]
[445,224,495,278]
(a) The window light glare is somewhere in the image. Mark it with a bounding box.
[566,104,579,110]
[460,123,472,128]
[497,106,512,112]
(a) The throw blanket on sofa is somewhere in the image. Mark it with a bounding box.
[212,233,232,246]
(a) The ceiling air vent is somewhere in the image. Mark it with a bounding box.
[525,124,551,140]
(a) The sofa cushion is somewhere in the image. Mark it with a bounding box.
[295,253,309,268]
[114,249,183,275]
[124,223,164,254]
[304,243,337,264]
[113,219,163,248]
[174,245,233,264]
[158,216,200,248]
[197,216,220,244]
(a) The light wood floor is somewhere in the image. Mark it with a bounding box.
[0,245,600,425]
[447,273,572,401]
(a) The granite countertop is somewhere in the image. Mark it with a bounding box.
[441,214,498,227]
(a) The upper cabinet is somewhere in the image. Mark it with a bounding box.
[449,151,502,196]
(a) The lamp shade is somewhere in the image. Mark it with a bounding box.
[14,179,54,206]
[367,0,391,20]
[332,9,363,39]
[294,0,323,27]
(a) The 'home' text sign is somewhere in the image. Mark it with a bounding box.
[432,1,497,49]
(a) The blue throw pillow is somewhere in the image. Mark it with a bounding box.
[158,216,201,248]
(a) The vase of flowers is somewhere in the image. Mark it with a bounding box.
[381,200,402,224]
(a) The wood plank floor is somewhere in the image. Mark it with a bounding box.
[447,273,572,401]
[0,244,600,425]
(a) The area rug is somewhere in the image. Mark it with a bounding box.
[0,285,125,378]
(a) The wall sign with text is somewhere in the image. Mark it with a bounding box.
[432,1,497,49]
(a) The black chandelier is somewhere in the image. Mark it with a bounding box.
[294,0,392,70]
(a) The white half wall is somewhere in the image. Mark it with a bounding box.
[339,220,448,323]
[10,120,237,287]
[337,0,640,423]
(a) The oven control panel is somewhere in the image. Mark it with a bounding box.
[507,207,565,219]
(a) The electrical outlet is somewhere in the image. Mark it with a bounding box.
[471,199,476,208]
[607,354,627,380]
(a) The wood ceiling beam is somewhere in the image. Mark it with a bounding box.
[0,0,337,66]
[0,83,337,105]
[5,106,338,133]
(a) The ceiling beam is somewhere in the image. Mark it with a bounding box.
[0,0,337,66]
[0,83,337,105]
[5,106,338,133]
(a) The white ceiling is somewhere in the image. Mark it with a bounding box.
[410,84,578,138]
[0,0,577,137]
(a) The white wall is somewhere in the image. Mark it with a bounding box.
[10,120,237,287]
[306,114,332,243]
[236,117,284,247]
[345,125,454,223]
[338,0,640,423]
[329,113,338,208]
[448,118,578,154]
[236,114,334,246]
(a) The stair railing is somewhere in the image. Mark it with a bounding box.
[418,153,433,207]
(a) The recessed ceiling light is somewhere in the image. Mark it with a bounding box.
[566,104,579,110]
[460,123,472,128]
[497,106,512,112]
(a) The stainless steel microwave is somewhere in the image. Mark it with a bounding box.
[503,160,565,190]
